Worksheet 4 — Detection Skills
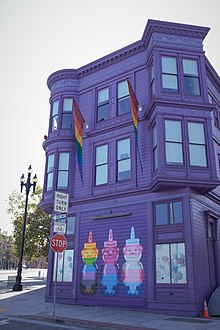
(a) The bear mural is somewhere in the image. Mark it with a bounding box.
[80,231,99,295]
[101,229,119,295]
[122,227,144,295]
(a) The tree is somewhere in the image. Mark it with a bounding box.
[0,230,16,269]
[7,186,51,262]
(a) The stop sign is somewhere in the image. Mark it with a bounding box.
[51,233,67,253]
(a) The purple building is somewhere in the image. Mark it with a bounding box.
[40,19,220,316]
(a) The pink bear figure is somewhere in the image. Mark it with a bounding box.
[122,227,144,295]
[101,229,119,295]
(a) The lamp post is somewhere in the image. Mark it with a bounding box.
[13,165,38,291]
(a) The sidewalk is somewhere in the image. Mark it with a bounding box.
[1,285,220,329]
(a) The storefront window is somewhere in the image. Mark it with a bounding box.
[53,249,74,282]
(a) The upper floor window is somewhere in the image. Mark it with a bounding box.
[188,122,207,167]
[97,88,109,122]
[51,100,59,132]
[57,152,70,189]
[162,56,178,93]
[117,138,131,181]
[150,62,155,97]
[165,120,183,165]
[95,144,108,185]
[155,201,183,225]
[117,81,130,116]
[46,154,55,191]
[183,59,200,96]
[153,125,158,171]
[62,98,73,129]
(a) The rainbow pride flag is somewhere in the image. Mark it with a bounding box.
[127,79,138,142]
[73,100,85,182]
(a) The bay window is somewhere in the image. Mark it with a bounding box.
[188,122,207,167]
[57,152,70,189]
[46,154,55,191]
[62,98,73,129]
[183,59,200,96]
[162,56,178,93]
[165,120,183,165]
[51,100,59,132]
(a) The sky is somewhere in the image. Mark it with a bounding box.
[0,0,219,234]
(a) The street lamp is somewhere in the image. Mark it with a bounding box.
[13,165,38,291]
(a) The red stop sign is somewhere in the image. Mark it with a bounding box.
[51,233,67,253]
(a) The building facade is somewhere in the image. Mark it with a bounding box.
[40,19,220,316]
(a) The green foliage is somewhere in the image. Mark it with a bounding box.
[7,186,51,262]
[0,231,15,268]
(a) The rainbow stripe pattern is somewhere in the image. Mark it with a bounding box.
[127,79,138,142]
[73,99,85,182]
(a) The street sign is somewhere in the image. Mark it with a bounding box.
[53,213,67,221]
[54,221,66,234]
[53,191,69,213]
[50,233,67,253]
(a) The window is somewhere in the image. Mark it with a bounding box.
[183,59,200,96]
[153,125,158,170]
[213,109,220,128]
[95,144,108,185]
[46,154,54,191]
[51,100,59,131]
[188,122,207,167]
[162,56,178,93]
[117,138,131,181]
[117,81,130,116]
[156,243,186,284]
[61,98,73,129]
[97,88,109,122]
[165,120,183,165]
[53,249,74,282]
[150,62,155,97]
[66,216,76,235]
[57,152,70,189]
[155,201,183,225]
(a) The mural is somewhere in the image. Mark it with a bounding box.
[80,227,144,296]
[80,231,99,294]
[101,229,119,295]
[122,227,144,295]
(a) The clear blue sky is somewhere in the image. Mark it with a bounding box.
[0,0,219,234]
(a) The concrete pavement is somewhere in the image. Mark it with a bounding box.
[0,281,220,329]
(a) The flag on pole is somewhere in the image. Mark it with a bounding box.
[127,79,143,172]
[73,99,85,182]
[127,79,139,142]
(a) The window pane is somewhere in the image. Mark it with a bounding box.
[118,97,130,115]
[117,139,130,160]
[52,115,58,131]
[189,145,207,166]
[59,153,69,170]
[53,252,64,282]
[165,121,182,142]
[153,148,158,170]
[63,250,74,282]
[171,243,186,283]
[156,204,168,225]
[188,122,205,144]
[98,88,109,105]
[171,202,183,224]
[52,100,59,116]
[47,154,54,172]
[63,98,73,112]
[153,125,157,148]
[96,145,108,165]
[57,171,68,188]
[118,81,129,98]
[46,172,53,191]
[183,59,198,75]
[156,244,170,283]
[98,104,108,122]
[62,113,72,129]
[96,164,108,185]
[166,142,183,164]
[162,74,178,90]
[118,159,131,181]
[66,217,76,235]
[162,57,177,74]
[184,77,200,95]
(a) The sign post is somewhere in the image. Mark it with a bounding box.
[50,233,67,316]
